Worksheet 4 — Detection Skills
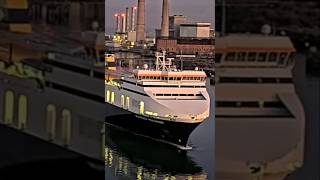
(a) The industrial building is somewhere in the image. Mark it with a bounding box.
[155,0,214,56]
[109,0,214,53]
[180,23,211,38]
[113,5,138,44]
[157,38,214,55]
[170,15,187,38]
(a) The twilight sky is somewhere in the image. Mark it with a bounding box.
[105,0,215,34]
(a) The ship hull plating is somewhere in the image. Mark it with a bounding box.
[106,104,201,148]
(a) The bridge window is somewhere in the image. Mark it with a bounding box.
[216,101,237,107]
[4,90,14,125]
[268,52,278,62]
[263,101,285,108]
[248,52,256,61]
[279,53,288,65]
[258,52,267,62]
[47,104,56,140]
[215,53,222,63]
[226,52,236,61]
[18,95,28,130]
[287,53,295,65]
[237,52,247,61]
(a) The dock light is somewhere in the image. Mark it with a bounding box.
[114,13,118,17]
[134,6,137,9]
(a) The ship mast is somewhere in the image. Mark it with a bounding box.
[155,51,173,71]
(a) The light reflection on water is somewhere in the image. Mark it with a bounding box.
[105,124,211,180]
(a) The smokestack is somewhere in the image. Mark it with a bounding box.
[115,14,121,32]
[121,13,126,33]
[161,0,169,38]
[125,7,130,32]
[136,0,145,42]
[131,6,137,31]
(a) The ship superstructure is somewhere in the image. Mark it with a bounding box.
[215,35,305,179]
[0,28,106,161]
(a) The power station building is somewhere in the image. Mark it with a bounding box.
[156,17,214,55]
[155,0,213,56]
[110,0,214,53]
[156,38,214,56]
[180,23,211,38]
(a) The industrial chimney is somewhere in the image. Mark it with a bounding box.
[115,13,121,32]
[160,0,169,38]
[136,0,145,42]
[131,6,137,31]
[121,13,126,33]
[125,7,130,32]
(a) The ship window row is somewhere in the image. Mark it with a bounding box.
[154,93,203,97]
[2,90,73,145]
[136,76,206,81]
[216,101,286,108]
[215,52,294,64]
[107,90,144,110]
[121,79,206,88]
[218,77,293,83]
[143,85,206,88]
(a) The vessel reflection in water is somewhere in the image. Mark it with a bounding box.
[105,124,208,180]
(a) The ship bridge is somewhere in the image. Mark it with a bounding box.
[215,35,296,68]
